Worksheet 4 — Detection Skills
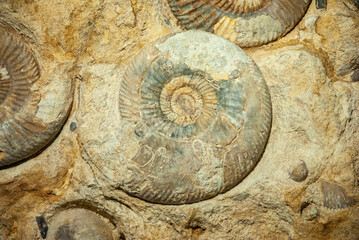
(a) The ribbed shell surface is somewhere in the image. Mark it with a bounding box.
[0,28,72,167]
[165,0,311,47]
[116,31,272,204]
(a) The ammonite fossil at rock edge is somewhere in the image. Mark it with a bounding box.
[116,30,271,204]
[46,209,114,240]
[0,27,73,167]
[163,0,311,47]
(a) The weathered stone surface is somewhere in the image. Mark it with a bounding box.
[0,0,358,239]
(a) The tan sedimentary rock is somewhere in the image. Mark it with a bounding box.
[0,0,358,239]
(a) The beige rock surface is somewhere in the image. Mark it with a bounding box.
[0,0,358,239]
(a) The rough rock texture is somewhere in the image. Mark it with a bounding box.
[0,0,358,240]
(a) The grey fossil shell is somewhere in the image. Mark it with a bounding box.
[46,209,114,240]
[322,181,355,210]
[118,30,271,204]
[0,27,72,167]
[164,0,311,47]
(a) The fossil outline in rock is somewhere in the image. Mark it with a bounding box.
[163,0,311,47]
[0,27,72,167]
[118,30,271,204]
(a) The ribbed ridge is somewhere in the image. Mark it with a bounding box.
[166,0,311,47]
[0,28,72,167]
[0,29,40,121]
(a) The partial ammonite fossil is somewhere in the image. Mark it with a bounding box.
[116,30,271,204]
[322,181,355,210]
[0,27,73,167]
[162,0,311,47]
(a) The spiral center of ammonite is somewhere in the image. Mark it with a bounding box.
[176,93,195,113]
[160,77,204,126]
[172,87,203,116]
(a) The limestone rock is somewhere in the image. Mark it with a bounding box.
[0,0,358,239]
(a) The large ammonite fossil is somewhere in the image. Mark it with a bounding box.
[117,30,271,204]
[163,0,311,47]
[0,27,72,167]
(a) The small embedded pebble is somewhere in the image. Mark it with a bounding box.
[302,204,318,221]
[289,160,309,182]
[70,122,77,132]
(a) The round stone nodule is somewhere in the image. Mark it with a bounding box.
[46,209,113,240]
[301,204,318,221]
[289,160,309,182]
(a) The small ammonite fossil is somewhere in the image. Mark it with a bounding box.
[322,181,355,210]
[117,30,271,204]
[46,209,114,240]
[0,27,72,167]
[162,0,311,47]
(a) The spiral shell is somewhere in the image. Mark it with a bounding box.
[164,0,311,47]
[117,30,271,204]
[0,27,72,167]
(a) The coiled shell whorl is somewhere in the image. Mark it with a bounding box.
[117,30,271,204]
[164,0,311,47]
[0,27,73,167]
